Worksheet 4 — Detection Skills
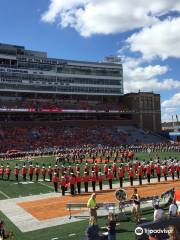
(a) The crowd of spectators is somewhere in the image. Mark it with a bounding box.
[0,97,128,112]
[0,125,129,153]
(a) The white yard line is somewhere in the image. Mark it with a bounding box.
[0,190,10,199]
[37,181,54,190]
[25,176,54,190]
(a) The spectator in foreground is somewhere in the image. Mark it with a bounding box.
[107,213,116,240]
[153,205,164,222]
[0,221,5,239]
[168,225,180,240]
[87,193,98,222]
[169,200,178,217]
[86,216,100,240]
[131,188,141,223]
[148,233,158,240]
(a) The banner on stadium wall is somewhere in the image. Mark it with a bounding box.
[0,108,125,113]
[0,108,29,112]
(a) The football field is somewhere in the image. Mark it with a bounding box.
[0,151,179,240]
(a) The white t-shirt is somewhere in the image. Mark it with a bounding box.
[169,204,177,216]
[154,209,164,221]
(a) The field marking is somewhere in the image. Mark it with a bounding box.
[68,233,76,237]
[38,181,54,190]
[0,190,10,199]
[25,176,54,190]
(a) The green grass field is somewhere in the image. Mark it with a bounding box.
[0,151,179,240]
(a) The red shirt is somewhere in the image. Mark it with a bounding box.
[163,166,168,175]
[107,172,113,180]
[156,166,161,174]
[69,176,76,185]
[48,167,52,175]
[76,176,82,183]
[91,174,96,182]
[6,168,11,174]
[35,167,40,174]
[52,176,59,183]
[118,169,124,178]
[14,168,19,175]
[136,167,142,176]
[146,166,151,175]
[128,169,134,178]
[29,166,34,174]
[94,165,98,173]
[60,178,66,187]
[104,165,108,173]
[22,167,27,175]
[170,165,175,173]
[150,162,155,170]
[0,167,4,174]
[113,165,117,172]
[98,175,103,182]
[84,165,89,172]
[41,167,46,175]
[83,175,89,183]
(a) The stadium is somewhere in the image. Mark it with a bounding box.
[0,43,179,240]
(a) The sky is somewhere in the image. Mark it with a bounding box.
[0,0,180,122]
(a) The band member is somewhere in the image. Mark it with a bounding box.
[137,165,143,185]
[163,164,168,181]
[69,173,76,196]
[118,166,124,188]
[131,188,141,223]
[97,172,103,191]
[84,163,89,175]
[48,164,53,181]
[5,164,11,181]
[129,167,134,186]
[54,164,60,178]
[35,163,40,181]
[150,161,155,177]
[156,164,161,182]
[170,164,175,181]
[76,172,82,194]
[14,164,19,181]
[87,193,98,222]
[83,172,89,193]
[52,173,59,192]
[0,164,4,180]
[146,165,151,184]
[41,164,47,181]
[29,163,34,181]
[104,164,108,178]
[60,176,66,196]
[61,164,66,175]
[22,164,27,181]
[93,163,98,177]
[75,164,80,174]
[91,171,96,192]
[112,163,117,179]
[176,164,180,179]
[107,169,113,190]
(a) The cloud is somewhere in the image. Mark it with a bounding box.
[127,17,180,60]
[161,93,180,107]
[122,56,180,92]
[161,94,180,122]
[42,0,180,37]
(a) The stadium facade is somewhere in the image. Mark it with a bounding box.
[0,43,161,133]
